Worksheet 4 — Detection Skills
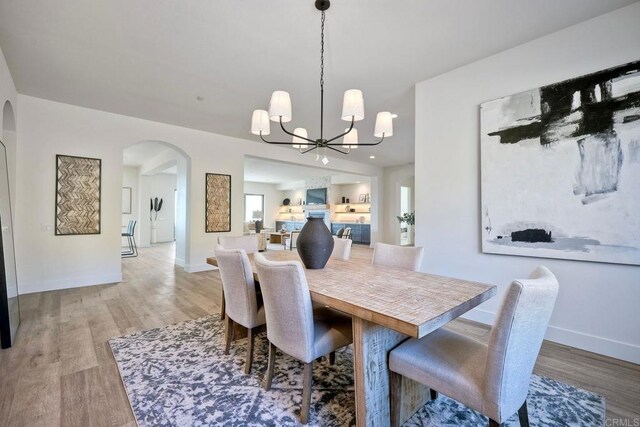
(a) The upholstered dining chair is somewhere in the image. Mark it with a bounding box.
[331,236,352,261]
[218,234,260,254]
[216,235,260,319]
[121,220,138,258]
[254,254,353,424]
[342,227,352,239]
[388,266,559,427]
[371,242,424,271]
[214,246,267,374]
[288,230,301,251]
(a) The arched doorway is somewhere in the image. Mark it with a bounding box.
[122,140,191,268]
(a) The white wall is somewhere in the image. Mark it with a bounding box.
[382,164,414,244]
[415,3,640,363]
[243,181,282,229]
[14,94,381,293]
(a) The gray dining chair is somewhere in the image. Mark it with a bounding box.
[254,253,353,424]
[371,242,424,271]
[121,220,138,258]
[331,236,352,261]
[218,234,260,254]
[214,246,267,374]
[388,266,559,427]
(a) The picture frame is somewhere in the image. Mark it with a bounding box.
[55,154,102,235]
[205,173,231,233]
[122,187,132,214]
[359,194,366,203]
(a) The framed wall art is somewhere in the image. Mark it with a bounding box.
[480,60,640,265]
[205,173,231,233]
[55,154,102,235]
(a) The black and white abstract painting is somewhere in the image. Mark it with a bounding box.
[481,60,640,265]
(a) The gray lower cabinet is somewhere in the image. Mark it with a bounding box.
[331,223,370,245]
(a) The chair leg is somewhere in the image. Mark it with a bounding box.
[430,388,438,400]
[131,234,138,257]
[389,370,403,427]
[264,342,277,391]
[518,400,529,427]
[224,316,234,355]
[220,292,226,320]
[329,351,335,365]
[489,420,501,427]
[300,362,313,424]
[244,327,255,375]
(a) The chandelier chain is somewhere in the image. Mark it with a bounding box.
[320,10,325,89]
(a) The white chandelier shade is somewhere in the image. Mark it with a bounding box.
[250,109,270,136]
[374,112,393,138]
[343,128,358,149]
[292,128,309,149]
[268,91,292,122]
[341,89,365,121]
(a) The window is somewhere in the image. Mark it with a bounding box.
[244,194,264,222]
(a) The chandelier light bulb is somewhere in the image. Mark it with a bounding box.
[322,155,329,165]
[251,110,270,135]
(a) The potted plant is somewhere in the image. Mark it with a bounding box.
[150,197,163,244]
[396,212,415,245]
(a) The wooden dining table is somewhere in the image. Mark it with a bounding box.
[207,251,496,427]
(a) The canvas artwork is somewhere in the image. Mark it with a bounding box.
[55,155,102,235]
[205,173,231,233]
[481,60,640,265]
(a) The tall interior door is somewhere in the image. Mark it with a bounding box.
[0,140,19,348]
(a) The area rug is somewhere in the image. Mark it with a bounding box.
[109,316,605,426]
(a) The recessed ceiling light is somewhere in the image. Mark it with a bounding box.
[369,155,375,159]
[356,181,361,184]
[196,96,204,101]
[391,113,398,118]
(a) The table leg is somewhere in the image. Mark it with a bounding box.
[352,317,432,427]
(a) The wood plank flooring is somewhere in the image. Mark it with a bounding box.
[0,243,637,426]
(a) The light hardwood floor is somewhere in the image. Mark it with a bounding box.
[0,243,637,426]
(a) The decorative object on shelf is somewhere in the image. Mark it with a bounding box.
[55,154,101,235]
[359,216,365,223]
[341,196,346,203]
[297,198,302,205]
[282,198,290,206]
[365,193,370,203]
[346,198,349,203]
[344,205,350,212]
[249,0,395,165]
[396,212,415,226]
[150,197,163,243]
[350,208,356,212]
[205,173,231,233]
[296,216,334,269]
[481,60,640,265]
[359,194,366,203]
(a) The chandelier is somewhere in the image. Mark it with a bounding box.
[250,0,394,165]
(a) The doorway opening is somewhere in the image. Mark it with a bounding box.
[122,141,191,268]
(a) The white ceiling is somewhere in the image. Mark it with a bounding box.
[245,156,369,186]
[0,0,636,167]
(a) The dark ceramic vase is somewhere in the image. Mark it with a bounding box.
[296,217,334,269]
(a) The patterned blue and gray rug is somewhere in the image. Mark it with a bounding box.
[109,316,605,426]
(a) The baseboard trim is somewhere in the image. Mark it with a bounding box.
[462,308,640,364]
[175,257,185,267]
[19,273,123,295]
[184,263,216,273]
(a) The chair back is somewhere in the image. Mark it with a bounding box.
[342,228,352,239]
[371,242,424,271]
[126,220,136,236]
[214,246,261,328]
[289,230,301,250]
[331,236,352,261]
[484,266,559,421]
[254,253,315,363]
[218,234,259,254]
[336,227,345,238]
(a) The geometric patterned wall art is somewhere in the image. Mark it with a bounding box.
[205,173,231,233]
[55,154,102,235]
[480,60,640,265]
